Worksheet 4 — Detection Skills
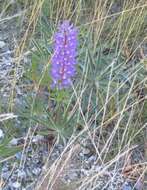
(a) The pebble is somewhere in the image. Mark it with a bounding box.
[11,181,21,188]
[0,41,6,48]
[68,171,78,180]
[32,167,41,176]
[83,147,91,155]
[88,155,97,162]
[15,152,22,160]
[2,165,9,172]
[1,171,11,180]
[0,129,4,139]
[32,135,44,143]
[122,182,132,190]
[17,170,26,179]
[91,165,101,172]
[9,138,18,146]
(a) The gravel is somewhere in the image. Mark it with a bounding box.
[1,147,46,189]
[0,131,142,190]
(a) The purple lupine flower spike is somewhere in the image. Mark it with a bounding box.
[51,21,78,89]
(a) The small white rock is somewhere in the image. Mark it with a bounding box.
[0,41,6,48]
[32,167,41,176]
[12,181,21,188]
[88,155,97,162]
[0,129,4,139]
[83,148,90,155]
[93,165,101,172]
[17,170,26,179]
[9,138,18,146]
[32,135,44,143]
[69,172,78,180]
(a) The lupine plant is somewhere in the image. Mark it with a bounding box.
[51,21,78,89]
[18,21,79,141]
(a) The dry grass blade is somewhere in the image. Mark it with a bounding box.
[0,113,17,122]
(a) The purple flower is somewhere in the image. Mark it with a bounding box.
[50,21,78,89]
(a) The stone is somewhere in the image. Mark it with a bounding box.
[17,170,26,179]
[0,41,6,49]
[69,172,78,180]
[2,171,11,180]
[122,183,132,190]
[11,181,21,188]
[9,138,18,146]
[32,167,41,176]
[88,155,97,162]
[32,135,44,143]
[15,152,22,160]
[0,129,4,139]
[83,148,90,155]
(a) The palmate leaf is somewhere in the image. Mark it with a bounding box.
[0,145,22,158]
[17,94,73,139]
[0,137,22,159]
[25,38,51,86]
[32,111,74,139]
